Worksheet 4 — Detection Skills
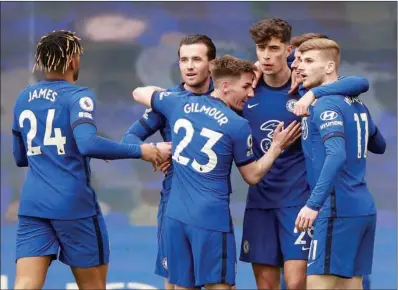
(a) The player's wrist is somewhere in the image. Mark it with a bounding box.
[305,201,320,211]
[268,144,282,157]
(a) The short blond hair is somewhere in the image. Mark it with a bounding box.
[290,33,329,48]
[210,55,257,83]
[298,38,341,66]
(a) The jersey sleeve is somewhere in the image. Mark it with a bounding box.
[364,104,386,154]
[313,98,345,142]
[69,88,97,130]
[311,76,369,99]
[150,91,182,120]
[232,120,256,167]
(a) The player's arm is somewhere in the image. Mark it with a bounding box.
[12,130,28,167]
[121,109,165,144]
[11,109,28,167]
[306,101,346,211]
[133,86,183,122]
[294,76,370,116]
[70,89,161,164]
[311,76,369,98]
[132,86,165,108]
[236,121,301,185]
[364,105,386,154]
[295,100,346,231]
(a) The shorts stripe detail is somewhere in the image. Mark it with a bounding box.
[324,218,334,274]
[221,232,227,283]
[330,190,337,217]
[93,216,105,265]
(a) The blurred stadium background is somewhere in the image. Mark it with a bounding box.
[1,1,396,289]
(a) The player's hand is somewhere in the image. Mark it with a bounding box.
[140,143,162,171]
[293,90,315,117]
[252,61,263,88]
[159,159,171,174]
[288,70,301,95]
[156,142,172,162]
[271,121,302,151]
[295,205,318,232]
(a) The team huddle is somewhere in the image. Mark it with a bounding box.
[12,18,386,290]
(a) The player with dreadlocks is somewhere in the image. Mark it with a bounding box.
[12,30,165,289]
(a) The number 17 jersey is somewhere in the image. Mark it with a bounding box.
[151,91,255,233]
[12,80,100,220]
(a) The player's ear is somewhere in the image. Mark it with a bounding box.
[69,55,77,71]
[286,44,293,56]
[221,80,229,94]
[325,61,336,74]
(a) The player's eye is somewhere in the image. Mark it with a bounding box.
[257,45,265,50]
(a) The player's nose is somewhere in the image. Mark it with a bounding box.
[247,88,254,98]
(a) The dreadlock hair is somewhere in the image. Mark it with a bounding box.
[33,30,83,74]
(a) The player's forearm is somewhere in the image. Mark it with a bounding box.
[12,131,29,167]
[367,126,386,154]
[74,123,142,160]
[306,137,346,210]
[250,146,281,185]
[121,122,148,145]
[311,76,369,99]
[132,86,164,108]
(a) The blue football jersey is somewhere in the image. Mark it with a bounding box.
[309,96,377,218]
[12,80,100,219]
[135,82,213,201]
[151,91,255,232]
[243,78,310,209]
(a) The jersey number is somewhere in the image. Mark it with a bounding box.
[353,113,369,159]
[19,109,66,156]
[172,118,223,173]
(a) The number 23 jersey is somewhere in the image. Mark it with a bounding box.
[151,91,255,233]
[12,80,100,220]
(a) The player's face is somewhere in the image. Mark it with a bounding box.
[291,49,303,83]
[227,72,254,111]
[298,50,327,89]
[179,43,211,88]
[255,37,292,76]
[71,54,80,82]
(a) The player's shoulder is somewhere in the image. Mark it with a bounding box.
[165,83,184,93]
[315,95,346,111]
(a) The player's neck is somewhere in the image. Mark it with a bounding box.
[45,72,73,83]
[184,78,211,94]
[321,74,338,86]
[262,64,291,88]
[210,89,229,107]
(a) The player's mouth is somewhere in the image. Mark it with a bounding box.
[186,73,197,78]
[262,64,273,70]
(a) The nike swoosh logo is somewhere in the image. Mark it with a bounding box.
[307,261,315,267]
[247,103,259,109]
[302,246,310,251]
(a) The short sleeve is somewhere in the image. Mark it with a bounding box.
[69,88,97,130]
[151,91,183,120]
[139,108,166,135]
[313,98,345,143]
[363,104,377,137]
[233,120,256,167]
[12,104,20,133]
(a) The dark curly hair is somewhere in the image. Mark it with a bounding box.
[250,18,292,44]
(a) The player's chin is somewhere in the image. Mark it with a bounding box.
[302,79,312,89]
